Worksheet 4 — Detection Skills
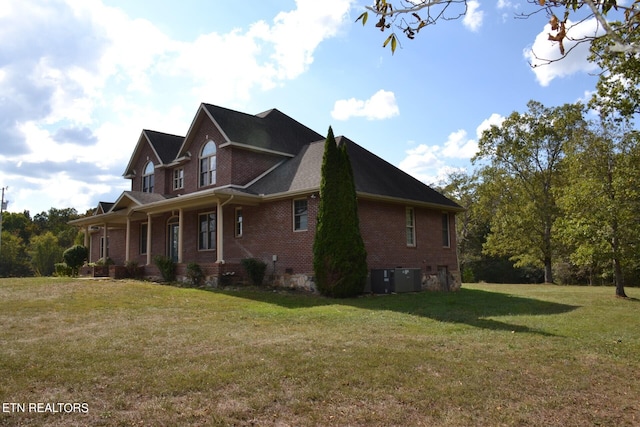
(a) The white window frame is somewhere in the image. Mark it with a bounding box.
[142,161,154,193]
[442,212,451,248]
[406,207,416,247]
[100,236,109,259]
[198,211,216,251]
[199,140,217,187]
[293,199,308,232]
[173,168,184,190]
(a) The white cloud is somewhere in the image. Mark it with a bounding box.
[463,0,484,32]
[0,0,354,213]
[398,113,504,183]
[476,112,505,138]
[331,90,400,120]
[523,18,602,86]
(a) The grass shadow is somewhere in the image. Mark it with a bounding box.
[218,287,579,336]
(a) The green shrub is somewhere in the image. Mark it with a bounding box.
[125,260,144,279]
[186,262,204,287]
[313,127,367,298]
[462,267,476,283]
[153,255,176,282]
[54,262,73,277]
[95,257,114,266]
[63,245,88,277]
[241,258,267,286]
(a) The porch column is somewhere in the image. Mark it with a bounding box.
[85,226,91,263]
[102,223,108,259]
[216,199,224,263]
[146,214,152,266]
[178,208,184,263]
[125,216,131,262]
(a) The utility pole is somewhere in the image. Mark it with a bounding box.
[0,187,7,258]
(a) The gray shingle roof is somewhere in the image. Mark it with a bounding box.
[203,104,323,154]
[143,130,184,164]
[247,136,462,209]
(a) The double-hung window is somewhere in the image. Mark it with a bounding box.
[442,213,451,248]
[200,141,216,187]
[198,212,216,250]
[173,168,184,190]
[293,199,308,231]
[406,207,416,247]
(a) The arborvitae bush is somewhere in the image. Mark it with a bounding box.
[241,258,267,286]
[313,127,367,298]
[153,255,176,282]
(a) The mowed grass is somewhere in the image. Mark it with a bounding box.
[0,278,639,426]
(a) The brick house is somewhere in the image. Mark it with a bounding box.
[71,103,463,291]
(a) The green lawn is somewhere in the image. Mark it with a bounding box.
[1,278,639,426]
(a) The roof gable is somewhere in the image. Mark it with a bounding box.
[111,191,170,212]
[178,104,323,158]
[123,130,184,177]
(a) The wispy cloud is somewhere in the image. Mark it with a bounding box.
[399,113,504,184]
[463,0,484,32]
[0,0,354,213]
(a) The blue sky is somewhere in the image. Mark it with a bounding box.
[0,0,603,214]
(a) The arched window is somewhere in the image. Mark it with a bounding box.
[142,161,154,193]
[200,140,216,187]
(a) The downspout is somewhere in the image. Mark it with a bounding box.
[216,195,235,263]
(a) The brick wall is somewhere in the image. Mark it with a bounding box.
[130,142,170,194]
[223,196,318,276]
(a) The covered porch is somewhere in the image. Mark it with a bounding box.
[70,188,259,283]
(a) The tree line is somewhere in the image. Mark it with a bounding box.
[0,208,84,277]
[439,100,639,296]
[434,23,640,298]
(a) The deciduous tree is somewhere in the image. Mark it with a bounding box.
[556,117,640,296]
[356,0,640,58]
[473,100,587,283]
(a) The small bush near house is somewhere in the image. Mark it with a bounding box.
[153,256,176,282]
[241,258,267,286]
[63,245,88,277]
[125,260,144,279]
[94,257,114,266]
[186,262,204,287]
[54,262,73,277]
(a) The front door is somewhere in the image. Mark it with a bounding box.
[168,219,179,262]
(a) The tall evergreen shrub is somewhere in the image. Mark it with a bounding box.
[313,127,367,298]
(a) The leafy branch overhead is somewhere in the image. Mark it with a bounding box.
[357,0,640,59]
